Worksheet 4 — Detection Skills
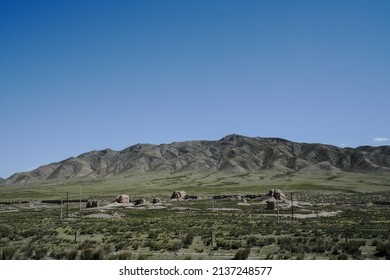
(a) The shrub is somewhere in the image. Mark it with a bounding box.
[337,253,348,260]
[343,240,365,258]
[80,248,104,260]
[137,254,149,260]
[167,240,183,251]
[233,248,250,260]
[34,246,49,260]
[182,233,194,249]
[115,252,132,260]
[78,240,97,250]
[0,246,17,260]
[115,242,127,251]
[375,241,390,259]
[149,241,164,251]
[67,249,78,260]
[246,236,257,247]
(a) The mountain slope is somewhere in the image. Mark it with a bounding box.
[2,134,390,186]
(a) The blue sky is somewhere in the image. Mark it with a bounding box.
[1,0,389,178]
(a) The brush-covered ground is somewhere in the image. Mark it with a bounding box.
[1,171,389,260]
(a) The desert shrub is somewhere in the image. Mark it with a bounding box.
[67,249,79,260]
[202,236,212,246]
[78,240,97,250]
[375,241,390,259]
[80,248,94,260]
[231,240,242,250]
[344,240,365,254]
[337,253,348,260]
[216,239,232,250]
[0,246,17,260]
[131,241,139,250]
[263,237,276,246]
[50,247,77,260]
[334,240,365,259]
[50,248,67,259]
[295,253,305,260]
[246,236,257,247]
[80,248,104,260]
[233,248,250,260]
[149,241,164,251]
[148,231,159,239]
[115,242,127,251]
[167,240,183,251]
[113,251,132,260]
[277,237,293,248]
[34,246,49,260]
[21,243,36,259]
[182,233,194,248]
[137,253,149,260]
[0,225,12,238]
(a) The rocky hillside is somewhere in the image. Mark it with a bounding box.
[2,134,390,186]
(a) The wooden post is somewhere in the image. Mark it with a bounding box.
[291,193,294,222]
[60,197,63,220]
[66,192,69,218]
[211,229,215,247]
[79,188,82,214]
[212,187,215,211]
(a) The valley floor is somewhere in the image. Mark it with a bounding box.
[1,191,390,260]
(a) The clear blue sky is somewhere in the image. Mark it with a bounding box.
[1,0,389,178]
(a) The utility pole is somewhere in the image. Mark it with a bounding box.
[357,193,361,211]
[79,187,82,214]
[276,195,279,222]
[60,197,63,220]
[66,192,69,218]
[291,192,294,222]
[212,187,215,211]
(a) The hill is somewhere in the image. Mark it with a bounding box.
[2,134,390,186]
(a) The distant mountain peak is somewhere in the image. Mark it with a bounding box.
[2,135,390,186]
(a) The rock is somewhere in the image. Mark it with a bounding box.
[267,189,286,200]
[86,200,98,208]
[243,194,262,200]
[213,194,243,200]
[186,195,200,200]
[266,198,276,210]
[115,194,130,203]
[133,198,145,205]
[152,197,161,204]
[171,191,187,199]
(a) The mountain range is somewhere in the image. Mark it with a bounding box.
[2,134,390,186]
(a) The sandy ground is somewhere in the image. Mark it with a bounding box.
[206,207,242,211]
[171,206,200,211]
[262,210,342,219]
[85,211,124,219]
[237,202,251,206]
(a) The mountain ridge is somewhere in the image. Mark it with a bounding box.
[2,134,390,186]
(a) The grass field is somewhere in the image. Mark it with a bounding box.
[1,170,390,260]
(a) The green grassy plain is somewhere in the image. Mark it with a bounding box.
[1,170,389,201]
[1,170,389,260]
